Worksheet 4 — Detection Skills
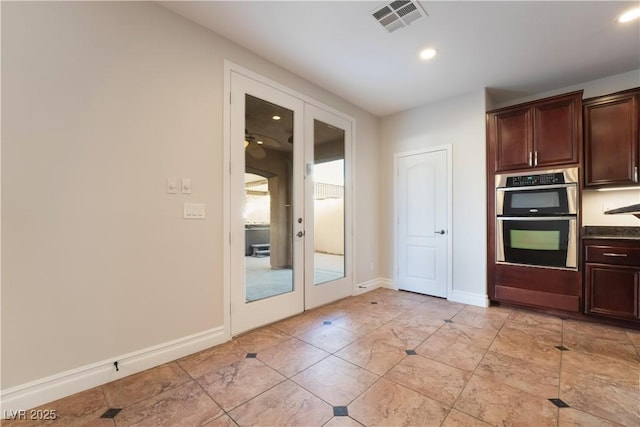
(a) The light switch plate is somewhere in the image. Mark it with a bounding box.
[184,203,205,219]
[167,177,178,194]
[181,178,192,194]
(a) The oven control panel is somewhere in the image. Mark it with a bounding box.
[507,172,565,187]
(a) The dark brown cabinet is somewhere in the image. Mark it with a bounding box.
[488,91,582,173]
[583,88,640,188]
[584,239,640,321]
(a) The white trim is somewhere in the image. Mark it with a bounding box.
[393,145,453,299]
[353,278,391,295]
[0,327,227,414]
[223,61,355,124]
[448,289,490,308]
[223,62,232,341]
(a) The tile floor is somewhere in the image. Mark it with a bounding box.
[6,288,640,426]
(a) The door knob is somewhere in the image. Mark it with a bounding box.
[297,231,305,237]
[435,230,446,235]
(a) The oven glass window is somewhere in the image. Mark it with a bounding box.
[511,191,560,209]
[503,188,569,215]
[503,219,569,267]
[510,230,560,251]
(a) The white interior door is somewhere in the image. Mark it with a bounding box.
[303,104,353,309]
[230,72,305,335]
[396,148,451,298]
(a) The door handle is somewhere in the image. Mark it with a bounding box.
[297,231,305,238]
[435,230,446,235]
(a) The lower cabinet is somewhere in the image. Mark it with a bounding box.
[584,239,640,322]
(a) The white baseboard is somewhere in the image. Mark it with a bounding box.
[373,278,489,308]
[0,326,228,414]
[353,277,390,295]
[448,289,489,307]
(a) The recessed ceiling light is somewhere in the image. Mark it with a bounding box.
[272,115,281,121]
[256,140,264,145]
[618,7,640,23]
[419,48,438,61]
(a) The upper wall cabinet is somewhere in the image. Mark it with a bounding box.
[487,91,582,173]
[583,88,639,188]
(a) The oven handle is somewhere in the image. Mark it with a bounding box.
[496,183,577,192]
[497,216,577,221]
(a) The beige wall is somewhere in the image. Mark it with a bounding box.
[379,91,488,302]
[1,1,380,390]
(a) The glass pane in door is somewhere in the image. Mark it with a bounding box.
[244,94,295,302]
[313,119,345,285]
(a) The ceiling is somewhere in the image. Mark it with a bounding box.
[161,1,640,117]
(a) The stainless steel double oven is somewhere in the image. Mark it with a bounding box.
[495,167,579,270]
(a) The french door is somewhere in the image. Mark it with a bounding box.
[304,104,353,309]
[229,70,352,335]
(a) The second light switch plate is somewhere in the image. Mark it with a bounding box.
[181,178,192,194]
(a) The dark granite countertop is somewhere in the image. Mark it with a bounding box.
[583,226,640,241]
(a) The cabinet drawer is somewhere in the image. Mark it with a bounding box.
[585,245,640,266]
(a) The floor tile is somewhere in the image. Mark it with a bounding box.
[177,341,247,379]
[562,327,640,364]
[416,324,490,371]
[233,326,291,353]
[560,350,640,426]
[272,310,334,337]
[297,324,361,353]
[507,309,564,332]
[291,355,378,406]
[115,381,223,426]
[257,337,329,377]
[558,407,624,427]
[348,378,449,427]
[203,414,238,427]
[2,387,109,427]
[489,321,561,370]
[335,327,421,375]
[228,380,332,426]
[196,358,285,411]
[322,416,364,426]
[474,350,559,398]
[330,312,389,335]
[102,362,191,408]
[626,329,640,348]
[451,305,510,330]
[440,409,493,427]
[563,319,631,341]
[384,354,471,406]
[454,375,558,426]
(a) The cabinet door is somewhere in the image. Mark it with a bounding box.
[585,264,639,320]
[533,96,580,168]
[584,92,639,187]
[492,107,532,172]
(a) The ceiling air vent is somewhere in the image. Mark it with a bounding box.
[372,0,427,33]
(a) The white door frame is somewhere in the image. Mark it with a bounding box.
[393,145,453,298]
[223,61,356,338]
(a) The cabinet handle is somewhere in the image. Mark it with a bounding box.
[534,151,538,167]
[528,152,532,167]
[602,252,628,257]
[634,166,638,183]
